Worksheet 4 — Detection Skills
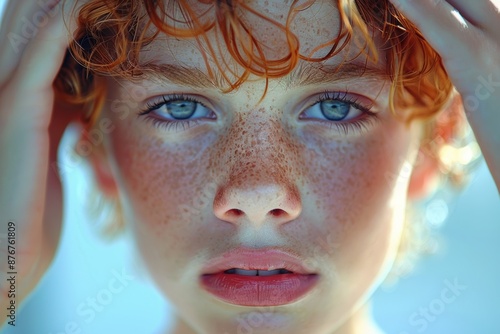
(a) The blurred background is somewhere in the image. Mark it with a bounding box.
[1,1,500,333]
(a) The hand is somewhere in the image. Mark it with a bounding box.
[0,0,82,323]
[388,0,500,193]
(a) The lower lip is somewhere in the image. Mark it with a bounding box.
[200,273,319,306]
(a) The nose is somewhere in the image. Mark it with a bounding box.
[213,183,302,227]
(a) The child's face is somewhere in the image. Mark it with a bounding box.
[97,0,422,332]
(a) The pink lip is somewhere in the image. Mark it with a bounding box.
[199,247,320,306]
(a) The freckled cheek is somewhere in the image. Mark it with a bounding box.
[106,127,216,235]
[301,133,411,297]
[302,127,412,242]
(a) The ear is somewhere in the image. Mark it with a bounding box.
[407,146,441,200]
[78,131,119,199]
[407,92,465,200]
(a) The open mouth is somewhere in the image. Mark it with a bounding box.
[199,247,319,306]
[223,268,294,276]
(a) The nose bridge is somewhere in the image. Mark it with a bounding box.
[211,112,302,227]
[222,113,296,186]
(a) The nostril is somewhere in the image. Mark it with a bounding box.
[269,208,285,217]
[213,185,302,225]
[227,208,244,217]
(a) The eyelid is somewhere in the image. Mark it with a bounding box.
[137,93,217,132]
[298,90,380,136]
[304,91,374,114]
[138,93,214,116]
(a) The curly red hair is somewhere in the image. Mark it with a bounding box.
[55,0,453,130]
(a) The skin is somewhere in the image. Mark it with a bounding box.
[1,0,499,332]
[94,1,424,333]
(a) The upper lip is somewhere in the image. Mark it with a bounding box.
[201,247,317,275]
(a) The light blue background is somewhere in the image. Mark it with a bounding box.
[1,1,499,333]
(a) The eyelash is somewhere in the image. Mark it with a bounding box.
[137,94,209,131]
[308,91,379,135]
[137,91,379,135]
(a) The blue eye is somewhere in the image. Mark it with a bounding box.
[300,91,378,135]
[302,92,369,122]
[319,99,351,121]
[165,100,197,119]
[138,94,215,130]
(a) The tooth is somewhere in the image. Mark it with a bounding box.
[225,268,292,276]
[234,269,258,276]
[258,269,281,276]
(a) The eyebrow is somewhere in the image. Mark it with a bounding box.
[137,63,221,89]
[135,60,389,90]
[282,61,390,89]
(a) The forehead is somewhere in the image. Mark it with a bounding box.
[141,1,377,60]
[134,0,387,89]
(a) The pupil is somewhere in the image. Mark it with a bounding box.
[167,100,197,119]
[320,100,349,121]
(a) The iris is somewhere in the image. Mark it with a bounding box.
[320,100,350,121]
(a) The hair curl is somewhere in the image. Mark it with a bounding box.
[56,0,453,129]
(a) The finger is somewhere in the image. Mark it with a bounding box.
[0,0,64,86]
[388,0,480,62]
[0,1,31,84]
[0,0,25,47]
[0,0,28,43]
[11,7,69,94]
[447,0,500,39]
